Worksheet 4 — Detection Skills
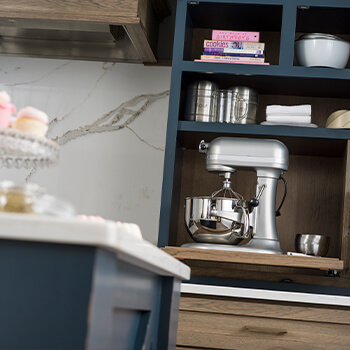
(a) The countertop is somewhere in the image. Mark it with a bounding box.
[181,283,350,307]
[0,212,190,281]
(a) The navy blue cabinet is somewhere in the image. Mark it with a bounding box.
[0,240,185,350]
[158,0,350,290]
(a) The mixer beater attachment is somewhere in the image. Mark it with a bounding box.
[210,172,251,239]
[211,172,243,200]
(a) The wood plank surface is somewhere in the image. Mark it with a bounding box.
[176,348,208,350]
[0,0,139,23]
[162,246,344,270]
[0,0,170,63]
[180,296,350,325]
[341,141,350,272]
[125,22,157,63]
[186,260,350,288]
[177,310,350,350]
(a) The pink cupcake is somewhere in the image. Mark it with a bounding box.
[0,91,16,129]
[13,106,49,137]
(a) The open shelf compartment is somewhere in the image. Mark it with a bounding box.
[184,1,283,66]
[294,5,350,69]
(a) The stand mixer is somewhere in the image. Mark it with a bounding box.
[183,137,289,254]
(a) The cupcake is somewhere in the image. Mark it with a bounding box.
[0,91,16,129]
[13,106,49,137]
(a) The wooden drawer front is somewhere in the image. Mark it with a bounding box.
[177,296,350,350]
[180,296,350,324]
[177,310,350,350]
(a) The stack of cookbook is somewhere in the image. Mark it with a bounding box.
[195,30,269,65]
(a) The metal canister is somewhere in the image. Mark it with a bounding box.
[184,80,218,122]
[229,86,258,124]
[215,89,233,123]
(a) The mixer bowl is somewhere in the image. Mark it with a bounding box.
[184,196,250,245]
[295,234,330,257]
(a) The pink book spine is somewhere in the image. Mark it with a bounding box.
[212,30,260,42]
[194,59,270,65]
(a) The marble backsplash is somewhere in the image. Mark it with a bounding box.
[0,56,172,244]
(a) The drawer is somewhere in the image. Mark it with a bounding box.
[177,295,350,350]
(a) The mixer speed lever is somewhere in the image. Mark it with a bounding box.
[250,184,266,207]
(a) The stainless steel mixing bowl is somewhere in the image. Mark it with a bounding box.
[295,234,330,257]
[184,196,250,245]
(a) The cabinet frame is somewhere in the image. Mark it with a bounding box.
[158,0,350,289]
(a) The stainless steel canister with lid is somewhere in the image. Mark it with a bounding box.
[184,80,218,122]
[229,86,258,124]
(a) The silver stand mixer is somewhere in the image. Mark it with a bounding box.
[183,137,289,255]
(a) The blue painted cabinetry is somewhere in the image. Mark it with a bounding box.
[158,0,350,290]
[0,240,184,350]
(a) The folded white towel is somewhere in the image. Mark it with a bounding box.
[266,104,311,116]
[261,121,318,128]
[266,115,312,124]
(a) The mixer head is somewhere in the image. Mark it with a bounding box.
[199,137,289,178]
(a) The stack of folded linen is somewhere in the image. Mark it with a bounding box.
[260,104,318,127]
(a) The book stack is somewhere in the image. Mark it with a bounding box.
[195,30,269,65]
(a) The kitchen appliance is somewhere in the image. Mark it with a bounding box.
[184,136,289,254]
[295,233,330,257]
[295,33,350,69]
[229,86,258,124]
[184,80,218,122]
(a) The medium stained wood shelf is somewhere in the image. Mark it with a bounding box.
[162,246,344,271]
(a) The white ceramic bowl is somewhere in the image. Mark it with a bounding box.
[295,35,350,69]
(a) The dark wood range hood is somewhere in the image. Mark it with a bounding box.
[0,0,171,64]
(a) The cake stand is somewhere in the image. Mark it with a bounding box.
[0,128,59,169]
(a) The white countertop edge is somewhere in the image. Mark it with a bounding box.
[0,213,190,281]
[181,283,350,307]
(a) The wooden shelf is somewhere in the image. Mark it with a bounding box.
[162,246,344,271]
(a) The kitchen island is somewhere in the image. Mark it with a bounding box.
[0,213,190,350]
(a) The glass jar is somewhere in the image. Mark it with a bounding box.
[0,181,44,213]
[0,181,75,217]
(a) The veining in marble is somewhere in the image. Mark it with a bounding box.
[0,57,171,243]
[54,90,169,147]
[49,62,115,125]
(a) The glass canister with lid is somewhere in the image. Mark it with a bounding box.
[0,181,76,217]
[229,86,258,124]
[0,181,43,214]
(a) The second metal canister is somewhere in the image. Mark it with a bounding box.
[184,80,218,122]
[215,89,233,123]
[229,86,258,124]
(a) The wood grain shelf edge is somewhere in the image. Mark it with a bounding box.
[162,246,344,271]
